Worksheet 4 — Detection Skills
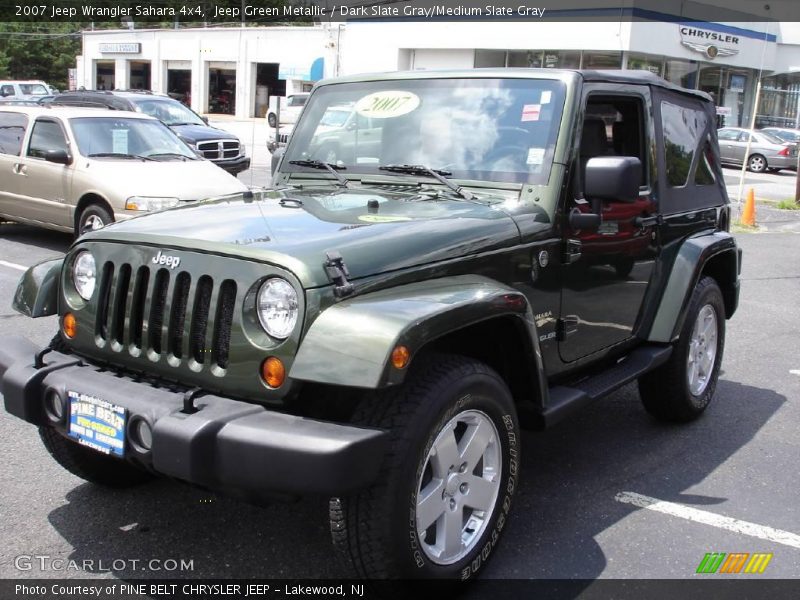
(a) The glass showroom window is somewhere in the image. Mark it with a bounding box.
[627,53,664,76]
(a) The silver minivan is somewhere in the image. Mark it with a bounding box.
[0,106,248,235]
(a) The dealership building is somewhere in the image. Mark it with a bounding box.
[76,15,800,128]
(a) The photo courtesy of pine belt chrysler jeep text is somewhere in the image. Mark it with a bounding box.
[0,69,741,584]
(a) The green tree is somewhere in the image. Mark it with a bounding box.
[0,23,83,90]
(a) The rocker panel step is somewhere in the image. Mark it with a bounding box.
[543,344,673,427]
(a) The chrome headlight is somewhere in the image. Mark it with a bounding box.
[72,251,96,300]
[125,196,180,211]
[257,278,298,339]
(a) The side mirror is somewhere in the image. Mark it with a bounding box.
[271,147,285,175]
[44,149,72,165]
[200,115,209,124]
[585,156,641,203]
[568,208,601,231]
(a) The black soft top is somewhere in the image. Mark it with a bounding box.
[578,70,713,102]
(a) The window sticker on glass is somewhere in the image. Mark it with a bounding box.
[540,90,552,104]
[355,91,420,119]
[526,147,545,165]
[521,104,541,122]
[112,129,128,154]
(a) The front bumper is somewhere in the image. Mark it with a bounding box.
[213,155,250,175]
[0,336,387,496]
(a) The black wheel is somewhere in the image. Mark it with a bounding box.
[638,276,725,422]
[614,257,635,278]
[267,113,277,127]
[76,204,112,237]
[747,154,767,173]
[330,354,520,580]
[39,426,153,487]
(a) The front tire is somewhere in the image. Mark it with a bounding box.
[76,204,113,237]
[639,276,725,422]
[39,426,153,487]
[330,354,520,580]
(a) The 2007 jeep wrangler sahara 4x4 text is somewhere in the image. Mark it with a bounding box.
[0,70,740,581]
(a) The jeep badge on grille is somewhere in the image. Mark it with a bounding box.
[152,251,181,269]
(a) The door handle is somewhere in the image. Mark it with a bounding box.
[634,215,662,228]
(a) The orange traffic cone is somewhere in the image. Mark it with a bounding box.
[741,188,756,227]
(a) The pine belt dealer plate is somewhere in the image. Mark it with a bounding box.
[67,391,126,457]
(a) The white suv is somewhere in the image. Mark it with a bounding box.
[0,106,248,235]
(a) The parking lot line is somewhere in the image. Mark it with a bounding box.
[615,491,800,550]
[0,260,26,272]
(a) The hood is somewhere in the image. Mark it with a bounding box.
[170,123,238,143]
[83,159,248,200]
[84,187,526,289]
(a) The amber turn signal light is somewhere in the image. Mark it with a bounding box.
[391,345,410,369]
[62,313,77,339]
[261,357,286,388]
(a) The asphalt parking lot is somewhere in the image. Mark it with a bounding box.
[0,207,798,584]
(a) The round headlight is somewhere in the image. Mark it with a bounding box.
[72,251,96,301]
[257,278,298,339]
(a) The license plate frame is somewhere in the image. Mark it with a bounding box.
[67,391,127,458]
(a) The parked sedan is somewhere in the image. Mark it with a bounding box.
[0,105,248,236]
[760,127,800,144]
[717,127,798,172]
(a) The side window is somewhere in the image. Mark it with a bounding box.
[0,111,29,156]
[661,101,709,187]
[738,132,752,143]
[27,119,68,159]
[580,95,647,190]
[694,142,716,185]
[717,129,739,141]
[0,85,15,97]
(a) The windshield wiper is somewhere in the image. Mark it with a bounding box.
[378,164,474,200]
[147,152,195,160]
[169,122,202,126]
[87,152,155,161]
[288,159,349,188]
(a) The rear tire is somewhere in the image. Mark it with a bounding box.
[747,154,767,173]
[76,204,113,237]
[39,426,153,487]
[330,354,520,581]
[638,276,725,422]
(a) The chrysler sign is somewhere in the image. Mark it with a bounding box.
[679,26,739,60]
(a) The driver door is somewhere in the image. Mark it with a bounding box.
[558,88,660,363]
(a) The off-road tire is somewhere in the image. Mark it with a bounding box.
[39,426,153,487]
[77,204,113,237]
[330,353,520,581]
[639,276,725,422]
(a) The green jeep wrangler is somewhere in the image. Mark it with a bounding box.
[0,70,740,581]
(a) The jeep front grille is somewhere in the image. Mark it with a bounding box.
[197,139,240,160]
[95,262,236,370]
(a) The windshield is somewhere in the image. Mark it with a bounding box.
[70,117,197,159]
[764,129,799,142]
[759,131,787,145]
[133,98,205,126]
[287,95,308,107]
[19,84,48,95]
[282,77,566,185]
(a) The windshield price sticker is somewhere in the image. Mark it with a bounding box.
[355,91,420,119]
[112,129,129,154]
